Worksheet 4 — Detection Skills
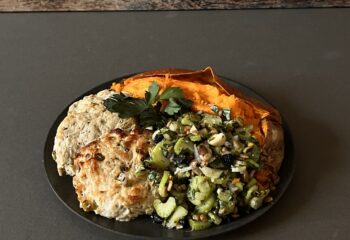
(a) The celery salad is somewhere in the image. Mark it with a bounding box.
[104,82,273,231]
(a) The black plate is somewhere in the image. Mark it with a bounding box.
[44,74,294,239]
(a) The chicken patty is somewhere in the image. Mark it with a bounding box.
[72,128,156,221]
[53,90,136,176]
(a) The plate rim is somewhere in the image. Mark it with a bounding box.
[43,73,295,240]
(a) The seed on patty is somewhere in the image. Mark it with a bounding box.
[94,153,105,161]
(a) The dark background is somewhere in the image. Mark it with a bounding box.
[1,9,349,240]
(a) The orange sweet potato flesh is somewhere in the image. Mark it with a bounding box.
[111,67,284,185]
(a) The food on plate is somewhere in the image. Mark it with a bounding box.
[145,111,271,230]
[52,67,284,230]
[111,68,283,174]
[52,90,136,176]
[72,128,156,221]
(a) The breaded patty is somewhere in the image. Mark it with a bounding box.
[72,129,156,221]
[53,90,136,176]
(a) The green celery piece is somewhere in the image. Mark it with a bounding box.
[153,197,177,218]
[196,194,216,213]
[189,219,212,231]
[148,141,170,170]
[159,171,171,197]
[166,206,188,229]
[174,137,194,155]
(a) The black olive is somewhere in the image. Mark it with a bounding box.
[186,202,195,212]
[179,218,189,228]
[222,215,233,224]
[222,154,234,166]
[154,134,164,143]
[173,154,188,165]
[179,219,185,226]
[214,201,220,212]
[175,177,190,185]
[209,156,225,169]
[150,213,163,224]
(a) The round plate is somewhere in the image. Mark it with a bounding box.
[44,74,294,239]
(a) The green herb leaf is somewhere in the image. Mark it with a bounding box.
[139,108,165,128]
[223,108,231,120]
[145,81,159,106]
[176,98,193,113]
[103,93,128,112]
[110,93,128,101]
[104,94,148,118]
[104,83,192,129]
[145,91,151,105]
[159,87,184,100]
[118,98,147,118]
[164,98,181,115]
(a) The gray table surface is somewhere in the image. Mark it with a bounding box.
[1,9,350,240]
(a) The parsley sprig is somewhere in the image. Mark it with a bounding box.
[104,82,192,128]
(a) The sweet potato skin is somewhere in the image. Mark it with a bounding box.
[111,67,284,184]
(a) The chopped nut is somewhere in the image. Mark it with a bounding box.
[183,126,191,134]
[208,133,226,146]
[217,187,223,194]
[243,142,255,153]
[167,180,173,192]
[190,125,198,134]
[197,144,213,165]
[264,196,273,203]
[199,214,208,221]
[193,214,200,221]
[176,223,184,229]
[232,178,241,184]
[240,154,249,159]
[190,159,198,166]
[198,145,208,155]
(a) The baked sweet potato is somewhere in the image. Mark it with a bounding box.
[111,67,284,186]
